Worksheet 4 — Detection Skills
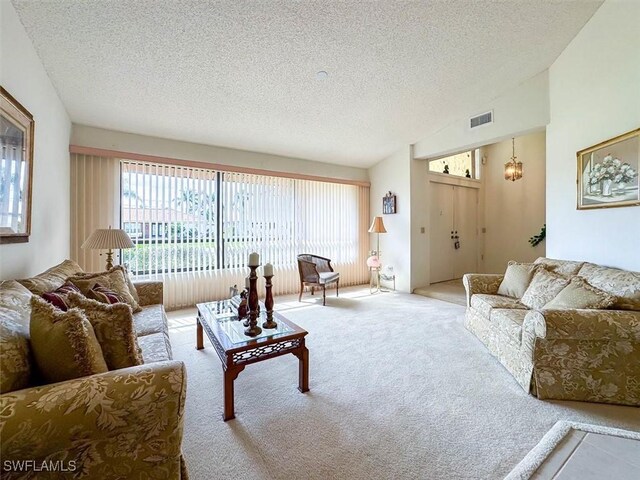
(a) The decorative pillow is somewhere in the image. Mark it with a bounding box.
[0,280,32,322]
[29,297,108,384]
[533,257,585,277]
[68,293,144,370]
[87,283,123,304]
[543,277,616,310]
[0,307,32,393]
[122,265,140,305]
[497,262,541,299]
[41,282,82,311]
[521,270,570,310]
[68,266,141,312]
[577,262,640,311]
[17,259,83,295]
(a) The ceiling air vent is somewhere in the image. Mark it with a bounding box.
[469,111,493,129]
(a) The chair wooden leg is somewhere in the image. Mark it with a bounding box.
[299,283,303,302]
[336,279,339,297]
[323,285,326,306]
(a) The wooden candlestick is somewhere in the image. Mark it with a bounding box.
[262,275,276,329]
[245,265,262,337]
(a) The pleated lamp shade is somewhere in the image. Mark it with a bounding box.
[368,216,387,234]
[81,227,134,250]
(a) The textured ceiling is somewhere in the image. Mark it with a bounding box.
[12,0,601,167]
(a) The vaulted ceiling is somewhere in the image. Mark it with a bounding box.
[13,0,601,167]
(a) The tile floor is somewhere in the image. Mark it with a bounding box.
[413,278,466,306]
[532,430,640,479]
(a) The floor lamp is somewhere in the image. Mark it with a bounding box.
[368,216,387,293]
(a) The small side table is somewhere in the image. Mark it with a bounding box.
[369,267,396,293]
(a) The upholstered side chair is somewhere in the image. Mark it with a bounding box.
[297,254,340,306]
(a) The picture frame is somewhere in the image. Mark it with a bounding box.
[1,86,34,243]
[577,128,639,210]
[382,191,396,214]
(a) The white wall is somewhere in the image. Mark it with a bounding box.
[406,71,551,288]
[368,148,431,292]
[409,153,429,289]
[546,0,640,271]
[482,131,546,273]
[368,147,412,292]
[71,125,368,183]
[413,71,549,161]
[0,1,71,279]
[381,0,640,284]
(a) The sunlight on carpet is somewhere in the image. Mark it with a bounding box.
[168,287,640,480]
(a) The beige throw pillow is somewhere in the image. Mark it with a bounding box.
[18,259,83,295]
[0,280,33,321]
[521,270,570,310]
[68,293,144,370]
[497,262,540,299]
[122,265,140,305]
[68,266,141,313]
[577,262,640,311]
[0,308,32,393]
[533,257,585,277]
[543,277,616,310]
[29,297,108,384]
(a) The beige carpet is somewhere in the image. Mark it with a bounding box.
[168,287,640,480]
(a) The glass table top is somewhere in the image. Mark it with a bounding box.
[199,300,294,344]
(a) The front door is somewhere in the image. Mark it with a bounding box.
[429,182,478,283]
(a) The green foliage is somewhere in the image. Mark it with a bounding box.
[529,224,546,247]
[122,241,217,273]
[176,190,217,222]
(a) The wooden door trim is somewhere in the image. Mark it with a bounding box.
[428,174,481,189]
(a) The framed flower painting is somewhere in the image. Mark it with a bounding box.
[577,128,639,210]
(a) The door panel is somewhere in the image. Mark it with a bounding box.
[430,183,478,283]
[454,187,478,278]
[429,183,455,283]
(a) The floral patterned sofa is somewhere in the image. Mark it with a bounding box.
[463,257,640,406]
[0,260,188,479]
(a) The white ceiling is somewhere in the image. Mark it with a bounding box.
[13,0,601,168]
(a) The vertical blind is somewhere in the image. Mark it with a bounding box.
[72,156,369,309]
[70,154,120,272]
[121,162,219,275]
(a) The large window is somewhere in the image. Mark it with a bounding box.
[0,130,27,232]
[121,162,218,274]
[121,161,361,275]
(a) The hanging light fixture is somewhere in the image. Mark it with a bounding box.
[504,137,523,181]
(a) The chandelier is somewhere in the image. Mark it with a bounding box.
[504,137,523,181]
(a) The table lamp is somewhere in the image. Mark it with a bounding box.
[81,226,134,270]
